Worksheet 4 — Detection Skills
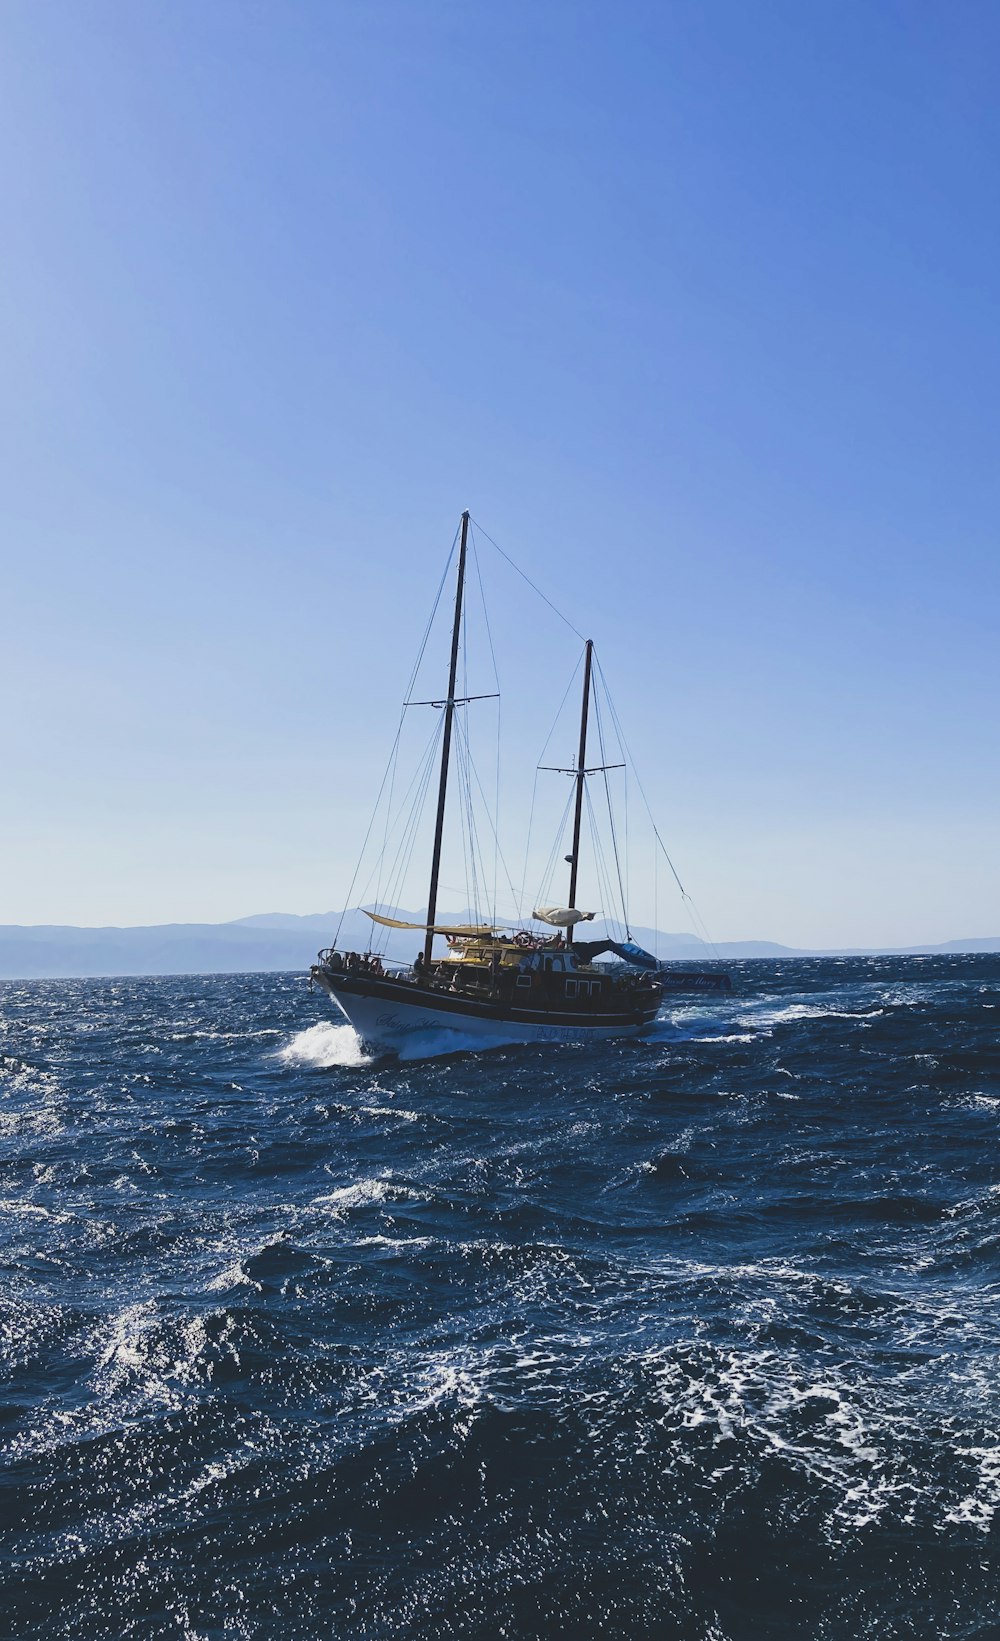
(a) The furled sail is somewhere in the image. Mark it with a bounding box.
[532,907,596,928]
[365,911,496,936]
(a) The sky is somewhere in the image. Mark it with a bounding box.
[1,0,998,948]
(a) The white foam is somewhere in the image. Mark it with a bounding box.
[0,1197,73,1224]
[354,1234,436,1251]
[311,1177,428,1216]
[744,1002,884,1028]
[278,1022,370,1068]
[945,1445,1000,1531]
[354,1103,421,1123]
[313,1178,395,1212]
[206,1260,260,1293]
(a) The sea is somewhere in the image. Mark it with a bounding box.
[2,954,1000,1640]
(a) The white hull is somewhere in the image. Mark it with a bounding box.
[321,981,655,1053]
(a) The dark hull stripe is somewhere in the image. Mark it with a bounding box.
[314,970,660,1031]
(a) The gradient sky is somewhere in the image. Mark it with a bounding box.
[2,0,998,947]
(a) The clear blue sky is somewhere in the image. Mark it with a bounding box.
[2,0,997,947]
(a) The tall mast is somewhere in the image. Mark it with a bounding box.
[566,638,594,946]
[423,510,469,968]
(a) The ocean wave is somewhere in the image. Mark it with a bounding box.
[3,956,1000,1638]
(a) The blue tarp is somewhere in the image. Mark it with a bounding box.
[572,938,659,969]
[609,941,659,970]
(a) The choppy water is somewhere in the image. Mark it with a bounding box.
[2,956,1000,1639]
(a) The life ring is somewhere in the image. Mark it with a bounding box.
[514,931,535,949]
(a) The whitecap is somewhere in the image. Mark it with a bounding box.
[311,1177,427,1216]
[278,1022,370,1068]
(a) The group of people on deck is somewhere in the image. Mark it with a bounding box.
[325,950,384,977]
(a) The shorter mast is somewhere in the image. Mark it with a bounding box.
[566,638,594,946]
[423,511,469,968]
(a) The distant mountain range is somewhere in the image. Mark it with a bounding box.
[0,908,997,979]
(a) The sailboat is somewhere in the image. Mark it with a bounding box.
[311,511,689,1052]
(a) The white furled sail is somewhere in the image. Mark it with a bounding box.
[365,911,495,936]
[532,906,596,928]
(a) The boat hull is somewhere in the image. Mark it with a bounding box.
[312,968,660,1052]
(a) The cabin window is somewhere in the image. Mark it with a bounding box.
[568,979,599,999]
[516,975,532,990]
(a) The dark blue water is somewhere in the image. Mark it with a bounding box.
[2,956,1000,1639]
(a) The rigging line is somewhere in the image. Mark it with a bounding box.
[517,650,582,918]
[369,713,443,904]
[534,784,577,912]
[516,649,583,917]
[383,743,441,931]
[334,711,407,946]
[584,782,621,941]
[455,598,491,928]
[456,728,472,918]
[602,666,631,926]
[469,527,501,693]
[453,713,476,918]
[594,655,723,961]
[536,652,584,768]
[371,707,445,925]
[677,890,723,962]
[336,523,460,946]
[401,524,460,708]
[454,714,481,923]
[585,785,616,940]
[592,682,629,935]
[359,715,443,924]
[517,766,541,921]
[452,711,470,917]
[463,725,491,925]
[469,530,503,921]
[375,714,444,886]
[493,695,501,924]
[374,710,404,913]
[378,734,443,935]
[457,578,477,920]
[623,760,630,936]
[593,654,688,901]
[653,831,659,961]
[460,714,521,914]
[536,806,563,908]
[470,516,585,642]
[461,715,497,926]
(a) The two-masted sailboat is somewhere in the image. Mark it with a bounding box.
[311,511,669,1051]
